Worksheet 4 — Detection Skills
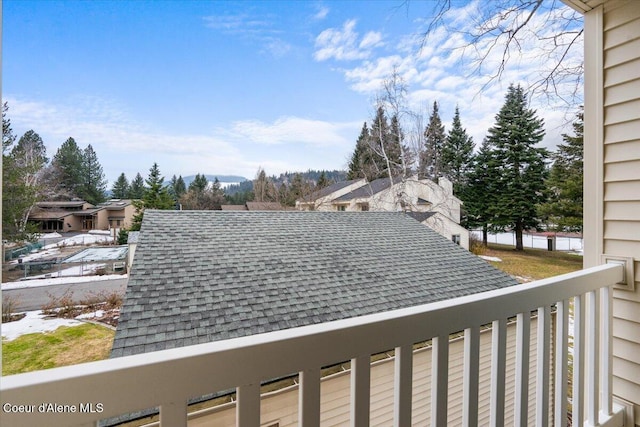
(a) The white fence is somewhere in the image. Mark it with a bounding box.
[471,230,584,252]
[0,265,625,427]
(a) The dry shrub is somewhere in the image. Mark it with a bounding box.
[470,235,487,256]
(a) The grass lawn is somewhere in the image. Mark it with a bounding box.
[478,243,583,281]
[2,323,115,376]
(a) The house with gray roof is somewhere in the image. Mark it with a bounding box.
[296,176,470,249]
[111,210,514,357]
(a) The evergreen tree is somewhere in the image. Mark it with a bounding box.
[420,101,446,180]
[3,102,16,152]
[487,84,548,251]
[180,176,225,210]
[128,173,145,199]
[51,137,84,198]
[142,163,174,210]
[189,173,208,192]
[368,106,400,179]
[112,173,130,199]
[130,163,174,230]
[347,122,373,180]
[80,144,107,205]
[441,106,475,191]
[538,110,583,232]
[168,175,187,202]
[316,171,330,189]
[460,139,500,245]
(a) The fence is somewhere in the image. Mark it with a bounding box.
[471,230,583,252]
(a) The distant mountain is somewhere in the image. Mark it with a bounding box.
[181,175,248,188]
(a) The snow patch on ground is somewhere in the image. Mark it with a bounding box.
[479,255,503,262]
[1,310,83,341]
[1,274,127,290]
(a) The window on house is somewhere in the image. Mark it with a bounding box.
[452,234,461,245]
[337,205,346,211]
[360,203,369,211]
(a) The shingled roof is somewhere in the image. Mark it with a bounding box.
[111,210,516,357]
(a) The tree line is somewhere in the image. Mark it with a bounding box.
[3,103,108,241]
[345,78,583,251]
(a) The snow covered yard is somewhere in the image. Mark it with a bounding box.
[1,310,83,341]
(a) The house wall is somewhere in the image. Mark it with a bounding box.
[186,318,550,426]
[583,1,640,423]
[424,213,470,250]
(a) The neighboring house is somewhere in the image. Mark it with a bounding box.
[112,210,514,357]
[296,176,469,249]
[28,199,136,232]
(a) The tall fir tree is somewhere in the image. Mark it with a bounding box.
[128,173,145,199]
[130,163,174,230]
[487,84,548,251]
[51,137,84,198]
[143,163,174,210]
[168,174,187,202]
[538,110,584,232]
[80,144,107,205]
[420,101,446,180]
[112,173,130,199]
[368,106,402,180]
[347,122,373,180]
[441,106,475,191]
[460,139,500,245]
[3,102,16,152]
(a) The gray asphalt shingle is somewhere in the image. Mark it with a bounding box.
[111,210,516,357]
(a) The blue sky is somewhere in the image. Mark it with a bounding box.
[3,0,584,185]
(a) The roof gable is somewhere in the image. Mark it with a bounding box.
[111,211,516,357]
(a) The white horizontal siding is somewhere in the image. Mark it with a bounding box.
[603,5,640,421]
[183,319,549,427]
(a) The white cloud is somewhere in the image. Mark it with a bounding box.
[313,5,329,20]
[319,1,583,153]
[228,116,358,147]
[314,20,383,62]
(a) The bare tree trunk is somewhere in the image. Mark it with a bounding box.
[515,220,524,251]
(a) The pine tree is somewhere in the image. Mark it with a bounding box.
[143,163,174,210]
[112,173,130,199]
[3,102,16,152]
[51,137,84,198]
[128,173,145,199]
[168,175,187,202]
[368,106,399,180]
[420,101,446,180]
[347,122,372,180]
[80,144,107,205]
[130,163,174,230]
[487,84,548,251]
[460,139,500,245]
[253,168,277,202]
[538,110,583,232]
[189,173,208,192]
[441,106,475,191]
[316,171,330,189]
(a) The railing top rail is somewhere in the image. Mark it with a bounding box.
[0,264,623,427]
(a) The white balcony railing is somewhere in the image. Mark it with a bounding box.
[0,264,626,427]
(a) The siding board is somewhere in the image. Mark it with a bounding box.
[604,139,640,160]
[604,57,640,87]
[613,337,640,365]
[604,181,640,200]
[604,119,640,144]
[605,37,640,68]
[604,98,640,125]
[603,18,640,50]
[604,200,640,220]
[605,160,640,182]
[605,78,640,106]
[604,220,640,240]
